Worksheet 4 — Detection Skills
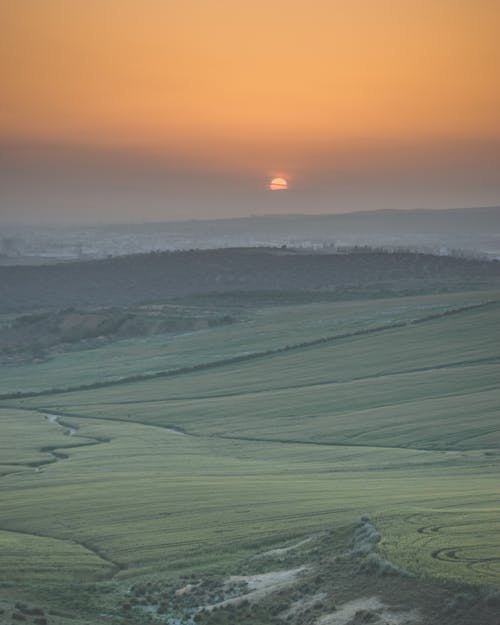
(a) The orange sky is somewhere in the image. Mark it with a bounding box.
[1,0,499,219]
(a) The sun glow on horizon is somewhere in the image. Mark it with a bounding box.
[269,177,288,191]
[1,1,499,219]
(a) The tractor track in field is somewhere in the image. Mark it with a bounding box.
[2,418,498,585]
[397,515,500,582]
[431,545,500,579]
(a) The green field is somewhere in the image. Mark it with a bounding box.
[1,289,499,623]
[0,289,493,395]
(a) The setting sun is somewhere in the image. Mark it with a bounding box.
[0,0,499,219]
[269,177,288,191]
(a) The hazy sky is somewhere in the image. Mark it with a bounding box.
[1,0,499,222]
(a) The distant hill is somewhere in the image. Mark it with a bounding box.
[166,206,500,238]
[154,206,500,254]
[2,206,500,263]
[1,247,499,312]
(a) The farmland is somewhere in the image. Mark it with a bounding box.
[0,256,499,625]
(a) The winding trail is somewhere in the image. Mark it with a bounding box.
[35,412,110,472]
[0,412,127,578]
[0,412,101,478]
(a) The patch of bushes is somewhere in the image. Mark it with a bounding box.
[351,517,380,555]
[359,552,414,578]
[351,517,413,578]
[444,591,479,614]
[485,589,500,606]
[349,609,378,624]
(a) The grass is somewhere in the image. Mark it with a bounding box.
[377,507,500,586]
[15,297,500,451]
[0,289,494,395]
[1,409,498,588]
[0,529,113,584]
[0,409,71,473]
[0,288,499,620]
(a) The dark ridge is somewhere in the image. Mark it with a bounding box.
[1,247,499,312]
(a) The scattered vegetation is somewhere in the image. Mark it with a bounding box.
[0,259,499,625]
[0,305,236,365]
[1,247,499,313]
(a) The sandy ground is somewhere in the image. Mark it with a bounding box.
[280,592,328,620]
[254,536,317,558]
[316,596,420,625]
[206,567,309,609]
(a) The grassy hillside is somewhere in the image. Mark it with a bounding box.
[0,287,499,625]
[0,407,498,587]
[0,304,236,367]
[16,296,499,451]
[1,289,492,395]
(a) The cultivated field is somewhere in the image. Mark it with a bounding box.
[0,287,499,624]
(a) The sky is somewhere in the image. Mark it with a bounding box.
[1,0,499,223]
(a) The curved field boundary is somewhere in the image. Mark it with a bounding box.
[0,526,124,581]
[0,414,126,580]
[0,300,496,401]
[393,512,500,584]
[0,413,109,476]
[63,354,499,407]
[432,544,500,580]
[12,405,483,454]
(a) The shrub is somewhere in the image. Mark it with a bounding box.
[352,521,380,555]
[485,590,500,606]
[360,552,413,578]
[445,592,478,613]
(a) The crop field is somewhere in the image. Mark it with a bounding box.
[0,288,499,624]
[0,289,494,395]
